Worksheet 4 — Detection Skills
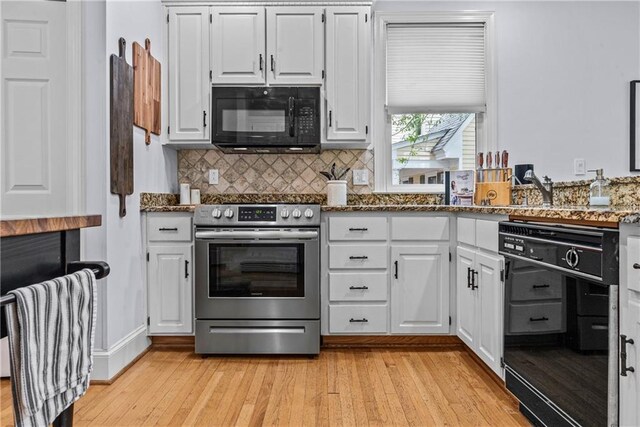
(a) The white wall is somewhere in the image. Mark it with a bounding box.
[375,0,640,181]
[82,0,178,365]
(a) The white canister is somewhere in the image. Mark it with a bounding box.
[179,183,191,205]
[190,189,201,205]
[326,180,347,206]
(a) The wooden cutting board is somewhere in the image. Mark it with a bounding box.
[133,38,161,144]
[110,37,134,217]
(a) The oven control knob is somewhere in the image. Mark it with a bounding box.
[304,208,314,219]
[211,208,222,219]
[224,208,234,218]
[280,208,290,219]
[292,208,302,219]
[566,248,579,268]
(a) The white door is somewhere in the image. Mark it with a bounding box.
[325,7,369,141]
[475,251,504,376]
[211,7,265,85]
[168,7,210,141]
[1,1,72,215]
[266,7,324,85]
[456,246,477,347]
[391,244,449,334]
[148,245,193,334]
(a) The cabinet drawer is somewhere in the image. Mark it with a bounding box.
[329,245,387,269]
[391,217,449,241]
[628,236,640,293]
[329,272,387,302]
[329,217,387,241]
[147,216,193,242]
[329,305,388,333]
[508,301,563,334]
[476,219,499,253]
[510,269,563,301]
[457,217,476,246]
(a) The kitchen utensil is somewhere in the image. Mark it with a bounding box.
[486,152,493,181]
[502,150,509,181]
[477,152,484,182]
[495,152,500,169]
[110,37,134,218]
[133,38,161,144]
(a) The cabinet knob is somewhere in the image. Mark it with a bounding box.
[633,263,640,270]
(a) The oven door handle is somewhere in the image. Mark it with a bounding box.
[195,230,318,240]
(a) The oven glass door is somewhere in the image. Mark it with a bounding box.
[503,257,609,427]
[208,243,304,298]
[212,90,296,146]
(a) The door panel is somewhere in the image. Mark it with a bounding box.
[325,7,369,141]
[456,246,476,347]
[211,7,265,84]
[148,245,193,334]
[391,244,449,334]
[475,251,503,376]
[168,7,210,141]
[266,7,324,84]
[1,1,69,215]
[620,296,640,427]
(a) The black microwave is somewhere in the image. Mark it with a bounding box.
[211,86,320,153]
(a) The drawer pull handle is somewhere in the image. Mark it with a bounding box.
[621,334,635,376]
[532,284,550,289]
[394,260,399,279]
[348,227,368,231]
[467,267,472,288]
[349,256,368,260]
[159,227,178,231]
[470,269,478,290]
[349,285,369,290]
[185,260,189,279]
[634,263,640,270]
[529,316,549,322]
[530,255,543,261]
[349,318,368,323]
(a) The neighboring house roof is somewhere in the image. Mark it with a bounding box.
[429,114,470,152]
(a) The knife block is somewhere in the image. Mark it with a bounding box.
[474,168,512,206]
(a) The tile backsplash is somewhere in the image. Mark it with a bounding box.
[178,149,374,194]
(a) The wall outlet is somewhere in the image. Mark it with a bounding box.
[574,158,586,175]
[352,169,369,186]
[208,169,219,185]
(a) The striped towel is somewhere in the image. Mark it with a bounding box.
[5,269,97,427]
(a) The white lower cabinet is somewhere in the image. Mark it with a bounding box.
[620,228,640,426]
[322,213,450,336]
[145,213,194,335]
[391,244,449,334]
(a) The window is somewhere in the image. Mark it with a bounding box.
[374,13,496,193]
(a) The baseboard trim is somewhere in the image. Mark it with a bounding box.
[321,335,464,348]
[91,325,151,382]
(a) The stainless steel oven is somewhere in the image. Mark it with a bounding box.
[211,87,320,153]
[499,221,619,427]
[194,204,320,355]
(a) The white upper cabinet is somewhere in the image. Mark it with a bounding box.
[390,244,450,334]
[266,7,324,85]
[210,7,266,85]
[168,7,210,141]
[325,7,370,142]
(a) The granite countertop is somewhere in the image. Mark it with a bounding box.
[1,215,102,237]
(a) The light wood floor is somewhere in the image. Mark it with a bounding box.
[1,348,528,426]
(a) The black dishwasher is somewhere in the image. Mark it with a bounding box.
[499,221,619,427]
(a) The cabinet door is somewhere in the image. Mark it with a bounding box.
[456,246,476,347]
[168,7,210,141]
[475,251,504,376]
[391,244,449,334]
[148,245,193,334]
[620,295,640,427]
[325,7,369,141]
[266,7,324,84]
[211,7,265,84]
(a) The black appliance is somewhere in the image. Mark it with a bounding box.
[499,221,619,427]
[211,86,320,153]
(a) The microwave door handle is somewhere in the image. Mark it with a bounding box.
[288,97,295,137]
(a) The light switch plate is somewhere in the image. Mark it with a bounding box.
[353,169,368,186]
[208,169,219,185]
[574,158,586,175]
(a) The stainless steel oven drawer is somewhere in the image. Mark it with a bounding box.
[195,320,320,355]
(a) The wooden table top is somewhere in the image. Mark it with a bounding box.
[0,215,102,237]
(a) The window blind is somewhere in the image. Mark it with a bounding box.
[386,23,486,113]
